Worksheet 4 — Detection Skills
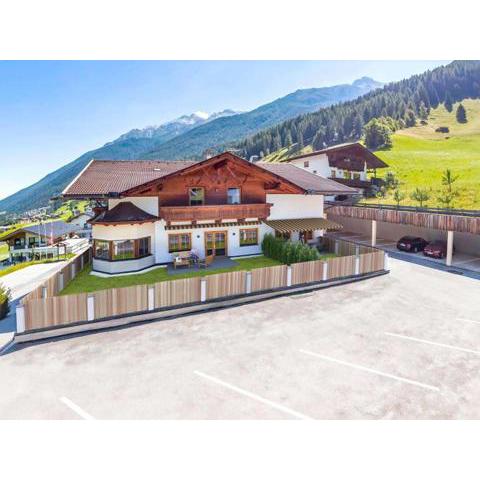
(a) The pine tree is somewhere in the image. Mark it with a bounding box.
[456,103,467,123]
[444,93,453,112]
[418,101,429,121]
[297,131,304,150]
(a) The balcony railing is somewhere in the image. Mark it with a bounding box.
[159,203,272,222]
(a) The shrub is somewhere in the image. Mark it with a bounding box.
[261,233,319,264]
[0,284,10,320]
[435,126,449,133]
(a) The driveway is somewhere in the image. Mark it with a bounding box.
[0,261,67,347]
[0,258,479,419]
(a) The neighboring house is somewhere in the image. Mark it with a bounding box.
[285,142,388,197]
[62,152,355,274]
[68,212,94,239]
[2,220,79,260]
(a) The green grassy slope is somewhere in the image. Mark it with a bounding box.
[372,99,480,209]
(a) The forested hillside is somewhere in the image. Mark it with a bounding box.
[236,61,480,159]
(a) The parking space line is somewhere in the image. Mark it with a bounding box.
[384,332,480,355]
[452,257,480,266]
[299,349,440,391]
[60,396,95,420]
[193,370,312,420]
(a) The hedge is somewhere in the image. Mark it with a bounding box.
[261,233,319,264]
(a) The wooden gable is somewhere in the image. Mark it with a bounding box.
[121,152,303,205]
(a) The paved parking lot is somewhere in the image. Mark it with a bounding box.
[0,258,479,419]
[330,231,480,279]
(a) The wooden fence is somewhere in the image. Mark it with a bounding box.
[19,243,387,333]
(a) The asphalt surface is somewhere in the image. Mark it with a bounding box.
[1,258,479,419]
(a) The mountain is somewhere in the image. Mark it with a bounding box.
[0,78,381,213]
[0,110,237,214]
[142,77,382,160]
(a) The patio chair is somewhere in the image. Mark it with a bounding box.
[198,254,215,269]
[173,251,191,269]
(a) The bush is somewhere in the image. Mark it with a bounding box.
[261,233,319,264]
[435,126,449,133]
[0,284,10,320]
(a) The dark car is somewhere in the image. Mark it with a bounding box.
[396,236,428,253]
[423,240,453,259]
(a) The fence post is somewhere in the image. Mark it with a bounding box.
[334,240,339,255]
[87,295,95,321]
[200,278,207,302]
[245,271,252,294]
[80,254,84,271]
[384,252,389,271]
[16,304,25,333]
[58,272,64,292]
[71,262,76,279]
[322,261,328,281]
[42,286,47,299]
[355,256,360,275]
[148,286,155,311]
[286,265,292,287]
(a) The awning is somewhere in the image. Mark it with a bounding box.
[263,217,343,233]
[165,220,260,231]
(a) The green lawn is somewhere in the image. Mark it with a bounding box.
[0,242,8,261]
[60,256,283,295]
[369,99,480,210]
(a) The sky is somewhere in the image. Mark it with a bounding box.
[0,60,448,200]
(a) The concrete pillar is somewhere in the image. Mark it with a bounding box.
[322,262,328,281]
[286,266,292,287]
[384,252,389,271]
[87,295,95,321]
[148,286,155,311]
[42,286,47,299]
[16,305,25,333]
[245,271,252,294]
[71,262,76,278]
[334,240,339,255]
[200,278,207,302]
[58,272,64,292]
[446,230,454,267]
[371,220,377,247]
[355,256,360,275]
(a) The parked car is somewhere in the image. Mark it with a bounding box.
[423,240,453,259]
[396,236,428,253]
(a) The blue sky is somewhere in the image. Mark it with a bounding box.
[0,60,448,199]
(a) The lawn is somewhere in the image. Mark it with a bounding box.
[0,242,8,261]
[60,255,283,295]
[368,99,480,210]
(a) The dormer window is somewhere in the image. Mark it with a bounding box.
[227,187,241,204]
[189,187,204,206]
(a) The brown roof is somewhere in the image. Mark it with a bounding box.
[258,163,357,194]
[63,153,356,198]
[286,142,388,170]
[63,159,195,198]
[90,201,158,225]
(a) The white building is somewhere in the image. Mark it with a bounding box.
[62,152,355,274]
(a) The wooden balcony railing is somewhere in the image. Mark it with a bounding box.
[159,203,272,222]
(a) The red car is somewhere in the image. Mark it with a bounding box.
[423,240,453,259]
[396,236,428,253]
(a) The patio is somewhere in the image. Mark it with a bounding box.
[166,256,238,276]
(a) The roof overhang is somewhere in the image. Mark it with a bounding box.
[264,217,343,232]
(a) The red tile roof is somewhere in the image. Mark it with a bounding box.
[90,201,158,225]
[63,155,356,198]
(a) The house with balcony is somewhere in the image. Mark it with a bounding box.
[61,151,355,274]
[285,142,388,198]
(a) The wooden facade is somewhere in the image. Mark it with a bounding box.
[329,205,480,235]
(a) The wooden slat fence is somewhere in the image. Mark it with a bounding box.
[291,260,325,285]
[154,277,201,308]
[206,271,246,299]
[251,265,288,292]
[93,285,149,319]
[359,251,385,274]
[326,256,356,280]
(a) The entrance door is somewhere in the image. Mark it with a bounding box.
[205,231,228,256]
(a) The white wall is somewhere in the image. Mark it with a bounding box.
[290,154,331,178]
[93,222,155,241]
[154,220,273,264]
[109,197,158,216]
[267,194,324,220]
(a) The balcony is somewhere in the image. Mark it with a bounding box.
[159,203,272,222]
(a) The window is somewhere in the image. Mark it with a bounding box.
[168,233,191,253]
[113,240,135,260]
[138,237,150,257]
[304,161,309,168]
[239,228,258,246]
[353,172,361,180]
[94,240,110,260]
[227,187,241,204]
[330,169,336,178]
[189,187,204,206]
[344,171,352,180]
